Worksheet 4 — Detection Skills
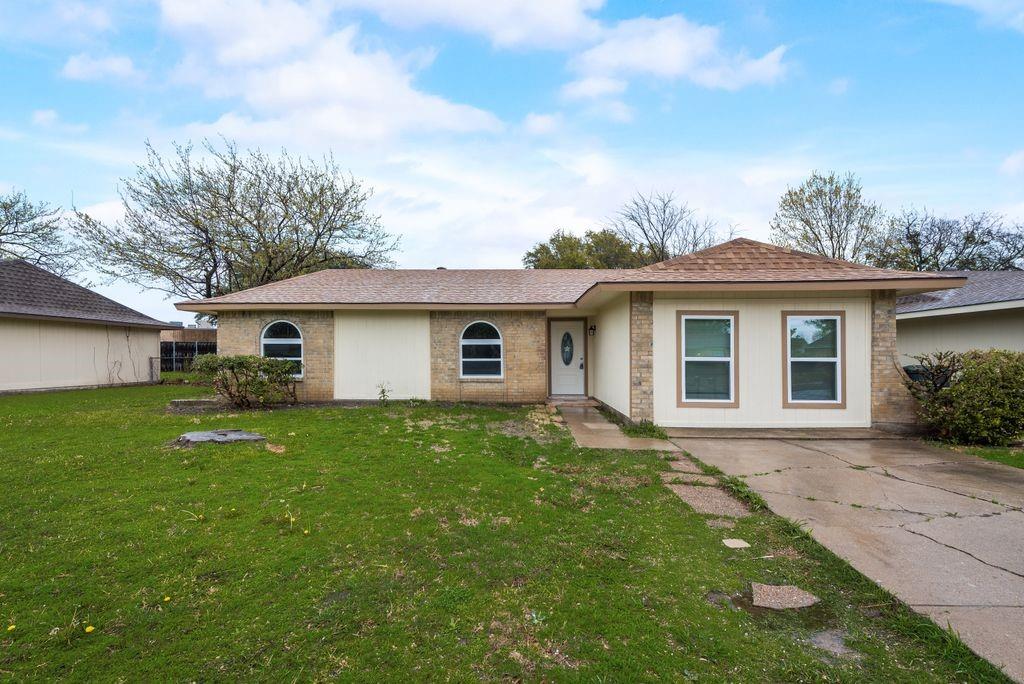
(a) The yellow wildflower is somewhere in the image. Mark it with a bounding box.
[163,596,171,602]
[6,625,14,632]
[84,625,95,633]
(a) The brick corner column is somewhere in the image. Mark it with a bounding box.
[871,291,917,428]
[629,291,654,422]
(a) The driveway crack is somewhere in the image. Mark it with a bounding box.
[903,528,1024,580]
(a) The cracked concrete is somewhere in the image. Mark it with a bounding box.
[674,436,1024,682]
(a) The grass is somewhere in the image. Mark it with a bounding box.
[160,370,210,386]
[0,386,1008,681]
[943,444,1024,470]
[595,405,669,440]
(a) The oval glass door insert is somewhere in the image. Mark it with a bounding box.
[560,332,574,366]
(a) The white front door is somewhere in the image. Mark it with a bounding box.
[550,320,585,395]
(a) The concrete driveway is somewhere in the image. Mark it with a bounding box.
[672,436,1024,682]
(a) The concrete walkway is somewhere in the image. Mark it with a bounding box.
[560,407,675,451]
[673,436,1024,682]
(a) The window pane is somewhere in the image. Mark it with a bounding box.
[462,360,501,376]
[264,322,301,339]
[790,317,837,358]
[462,343,502,359]
[685,360,731,400]
[263,343,302,358]
[791,361,838,401]
[684,318,731,358]
[463,322,500,340]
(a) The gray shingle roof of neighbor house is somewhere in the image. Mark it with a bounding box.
[0,259,169,329]
[896,270,1024,315]
[176,238,966,311]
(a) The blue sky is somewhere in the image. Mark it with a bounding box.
[1,0,1023,323]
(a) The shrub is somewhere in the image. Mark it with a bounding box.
[905,350,1024,446]
[191,354,298,408]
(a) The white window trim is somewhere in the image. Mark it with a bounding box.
[459,321,504,380]
[680,314,735,403]
[260,320,304,379]
[786,314,842,404]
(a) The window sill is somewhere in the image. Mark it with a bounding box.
[459,377,505,383]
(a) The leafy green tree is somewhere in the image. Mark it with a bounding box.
[770,171,882,262]
[523,229,644,268]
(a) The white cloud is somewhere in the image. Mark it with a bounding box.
[160,0,328,65]
[933,0,1024,32]
[567,15,788,97]
[827,77,850,96]
[61,53,139,81]
[522,113,563,135]
[31,109,89,133]
[334,0,603,48]
[560,75,627,100]
[1001,149,1024,175]
[164,2,501,141]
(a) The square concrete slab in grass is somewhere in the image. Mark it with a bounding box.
[722,538,750,549]
[667,484,751,517]
[751,583,819,609]
[667,457,703,473]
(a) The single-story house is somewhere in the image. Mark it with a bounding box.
[897,270,1024,363]
[176,238,964,430]
[0,259,168,392]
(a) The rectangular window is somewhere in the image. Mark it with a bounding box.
[784,313,844,406]
[678,313,737,406]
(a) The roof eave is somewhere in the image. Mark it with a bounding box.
[574,276,968,308]
[175,301,578,312]
[897,298,1024,320]
[0,311,172,329]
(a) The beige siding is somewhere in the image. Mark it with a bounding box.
[0,318,158,392]
[590,294,630,416]
[335,311,430,400]
[652,294,872,428]
[897,309,1024,363]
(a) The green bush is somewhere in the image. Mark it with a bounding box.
[191,354,298,408]
[906,350,1024,446]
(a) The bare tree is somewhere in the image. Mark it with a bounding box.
[770,171,882,263]
[0,190,77,276]
[869,209,1024,271]
[609,191,731,262]
[72,139,399,302]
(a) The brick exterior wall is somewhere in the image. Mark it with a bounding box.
[430,311,547,403]
[871,292,918,428]
[216,310,335,402]
[629,291,654,422]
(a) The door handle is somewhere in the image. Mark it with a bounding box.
[579,362,584,369]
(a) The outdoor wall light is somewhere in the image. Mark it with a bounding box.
[588,325,597,336]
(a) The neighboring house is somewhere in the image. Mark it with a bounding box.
[896,271,1024,363]
[176,238,963,430]
[0,260,168,392]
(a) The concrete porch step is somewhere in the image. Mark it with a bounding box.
[546,395,598,409]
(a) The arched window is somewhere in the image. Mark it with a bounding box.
[261,320,303,377]
[460,321,503,378]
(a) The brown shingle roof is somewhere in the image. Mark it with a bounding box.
[897,271,1024,314]
[0,260,168,329]
[630,238,948,282]
[177,239,964,310]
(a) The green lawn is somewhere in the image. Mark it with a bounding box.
[952,445,1024,470]
[0,386,1007,681]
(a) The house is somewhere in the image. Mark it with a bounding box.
[175,238,964,430]
[896,271,1024,363]
[0,259,168,392]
